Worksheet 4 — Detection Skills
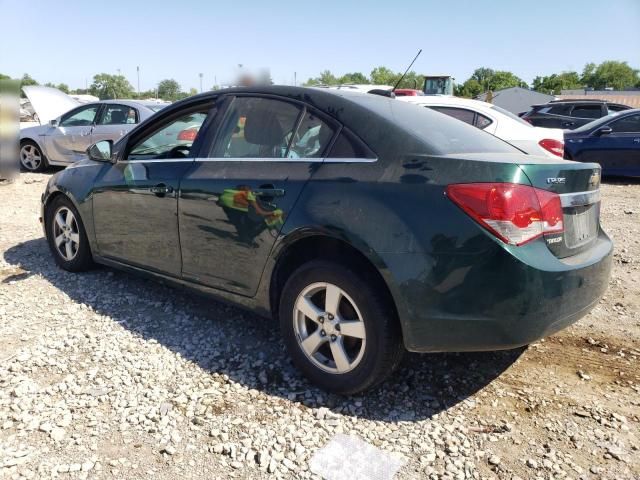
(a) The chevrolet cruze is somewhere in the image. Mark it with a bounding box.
[40,86,612,394]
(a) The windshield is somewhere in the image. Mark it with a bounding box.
[148,104,168,112]
[490,104,532,127]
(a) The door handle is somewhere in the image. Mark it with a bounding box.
[149,184,174,196]
[253,187,285,198]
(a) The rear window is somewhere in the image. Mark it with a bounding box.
[386,99,518,155]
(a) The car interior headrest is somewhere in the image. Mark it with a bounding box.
[243,107,284,146]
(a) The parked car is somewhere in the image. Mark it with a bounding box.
[19,93,166,172]
[40,86,612,394]
[399,95,565,157]
[521,99,632,129]
[564,109,640,177]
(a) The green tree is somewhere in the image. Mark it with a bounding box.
[370,66,396,85]
[43,82,70,94]
[157,79,181,101]
[532,72,582,94]
[455,78,483,98]
[20,74,38,87]
[338,72,369,84]
[581,61,639,90]
[0,73,11,81]
[457,68,527,98]
[89,73,134,99]
[304,70,339,86]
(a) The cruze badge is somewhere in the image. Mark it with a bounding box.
[546,177,566,184]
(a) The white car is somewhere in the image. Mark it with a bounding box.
[398,95,565,158]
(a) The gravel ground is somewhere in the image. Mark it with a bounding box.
[0,172,638,480]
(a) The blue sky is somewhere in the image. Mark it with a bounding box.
[1,0,638,92]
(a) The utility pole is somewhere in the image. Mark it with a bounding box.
[136,66,140,95]
[294,72,297,86]
[199,73,203,93]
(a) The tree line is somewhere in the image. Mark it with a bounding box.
[0,72,199,102]
[3,60,638,102]
[303,60,639,97]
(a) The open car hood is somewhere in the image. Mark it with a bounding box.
[22,85,80,124]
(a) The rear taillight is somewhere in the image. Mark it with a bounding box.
[446,183,564,246]
[539,138,564,157]
[177,128,198,141]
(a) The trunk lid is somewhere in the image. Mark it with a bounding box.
[519,161,601,258]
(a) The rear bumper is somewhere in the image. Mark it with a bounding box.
[384,231,613,353]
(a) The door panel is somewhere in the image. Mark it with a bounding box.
[92,160,194,275]
[179,160,319,294]
[91,103,215,276]
[178,95,335,296]
[45,104,100,163]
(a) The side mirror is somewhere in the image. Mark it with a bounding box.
[49,119,58,127]
[87,140,114,162]
[596,126,612,136]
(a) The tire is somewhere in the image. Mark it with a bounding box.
[279,260,404,394]
[19,140,48,172]
[45,196,94,272]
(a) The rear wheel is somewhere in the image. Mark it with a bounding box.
[279,260,403,394]
[19,140,48,172]
[45,196,94,272]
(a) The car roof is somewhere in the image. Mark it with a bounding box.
[162,85,517,157]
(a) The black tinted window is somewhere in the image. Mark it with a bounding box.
[430,107,475,125]
[607,104,629,113]
[571,105,602,119]
[609,114,640,133]
[328,129,375,158]
[545,104,572,115]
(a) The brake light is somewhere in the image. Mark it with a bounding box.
[446,183,564,246]
[539,138,564,157]
[177,128,198,141]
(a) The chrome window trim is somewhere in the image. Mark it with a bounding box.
[119,158,196,164]
[193,157,377,163]
[559,189,600,207]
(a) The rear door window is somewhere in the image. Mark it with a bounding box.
[570,104,603,119]
[430,106,475,126]
[98,104,138,125]
[474,113,493,129]
[211,97,303,158]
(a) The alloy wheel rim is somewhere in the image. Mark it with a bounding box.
[20,145,42,171]
[293,282,366,374]
[52,207,80,261]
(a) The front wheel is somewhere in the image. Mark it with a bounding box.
[45,196,94,272]
[19,140,48,172]
[279,260,403,394]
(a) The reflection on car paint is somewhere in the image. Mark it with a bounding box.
[217,185,284,246]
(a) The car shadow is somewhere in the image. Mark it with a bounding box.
[4,238,524,422]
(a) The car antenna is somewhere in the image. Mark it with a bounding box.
[392,49,422,93]
[368,49,422,98]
